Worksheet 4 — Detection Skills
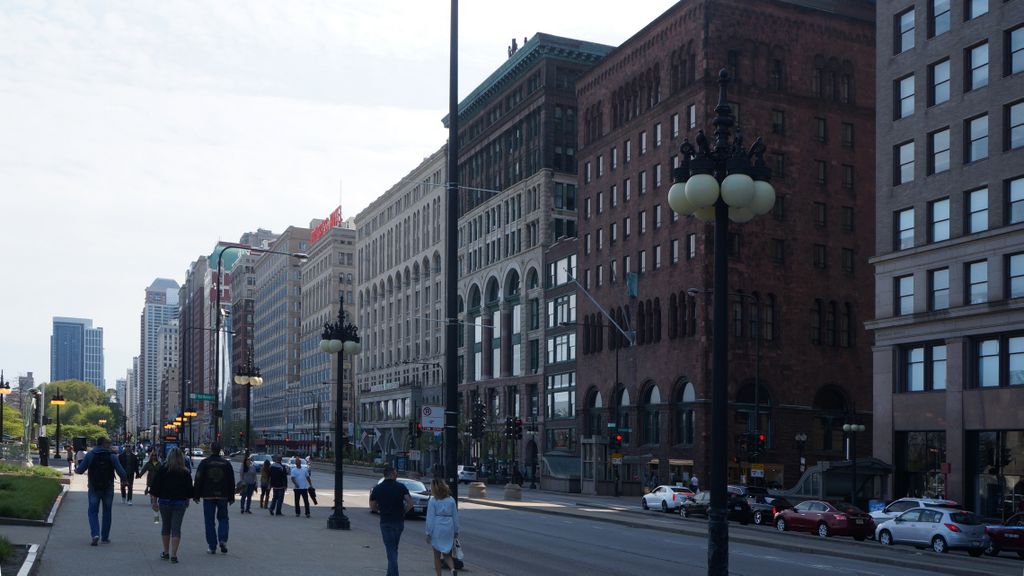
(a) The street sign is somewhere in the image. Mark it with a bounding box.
[750,463,765,478]
[611,458,623,465]
[610,452,623,459]
[409,450,421,461]
[420,405,444,431]
[189,393,215,401]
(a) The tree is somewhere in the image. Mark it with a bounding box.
[2,403,24,441]
[45,380,107,406]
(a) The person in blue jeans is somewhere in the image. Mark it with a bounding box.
[75,436,127,546]
[192,442,236,554]
[369,465,413,576]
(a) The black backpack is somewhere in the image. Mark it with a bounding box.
[88,450,115,489]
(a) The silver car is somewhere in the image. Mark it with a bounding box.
[876,507,989,556]
[374,477,431,517]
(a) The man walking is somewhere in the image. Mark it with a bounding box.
[369,465,413,576]
[192,442,235,554]
[117,446,140,505]
[75,437,127,546]
[267,455,289,516]
[290,457,312,518]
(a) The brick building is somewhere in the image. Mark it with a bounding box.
[575,0,876,495]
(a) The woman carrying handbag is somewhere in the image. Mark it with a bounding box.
[425,478,460,576]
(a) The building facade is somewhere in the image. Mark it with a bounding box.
[50,317,105,390]
[575,0,876,495]
[178,257,210,443]
[157,319,179,423]
[869,0,1024,517]
[355,148,447,470]
[139,278,179,431]
[450,34,613,485]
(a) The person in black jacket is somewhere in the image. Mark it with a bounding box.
[149,448,193,563]
[192,442,235,555]
[117,447,140,505]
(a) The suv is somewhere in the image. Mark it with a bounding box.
[457,465,478,483]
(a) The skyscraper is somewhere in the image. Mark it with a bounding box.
[51,317,105,389]
[139,278,179,431]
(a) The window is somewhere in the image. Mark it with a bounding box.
[931,0,950,37]
[896,75,915,119]
[1009,177,1024,225]
[772,109,785,134]
[623,179,631,201]
[966,0,987,20]
[639,170,647,195]
[929,59,950,106]
[584,233,591,255]
[671,113,680,138]
[597,155,604,177]
[930,268,950,310]
[1009,253,1024,298]
[841,123,854,147]
[610,184,617,207]
[639,250,647,273]
[639,210,647,234]
[597,191,603,214]
[896,141,915,185]
[597,264,603,286]
[967,260,988,304]
[545,372,575,419]
[654,245,661,270]
[624,139,632,163]
[929,128,950,174]
[966,115,989,162]
[610,222,617,244]
[654,164,662,188]
[902,343,947,392]
[841,248,854,273]
[1009,26,1024,76]
[584,197,591,219]
[597,228,603,250]
[842,165,854,190]
[769,59,784,91]
[813,244,827,269]
[654,204,662,228]
[896,208,915,250]
[973,335,1024,388]
[814,202,826,227]
[687,104,696,129]
[896,8,915,53]
[654,123,662,147]
[772,239,785,264]
[967,188,988,233]
[841,206,854,231]
[686,234,696,259]
[814,117,827,142]
[640,131,647,155]
[897,275,914,316]
[1008,101,1024,150]
[671,239,679,263]
[584,161,591,183]
[623,217,630,238]
[930,198,950,242]
[815,160,827,186]
[611,146,618,170]
[967,43,989,90]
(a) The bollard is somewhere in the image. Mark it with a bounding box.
[503,482,522,501]
[467,481,487,499]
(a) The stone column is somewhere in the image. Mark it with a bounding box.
[500,303,513,377]
[481,310,494,380]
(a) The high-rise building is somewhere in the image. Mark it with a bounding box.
[51,316,105,389]
[575,0,876,494]
[157,319,179,424]
[138,279,179,432]
[870,0,1024,514]
[355,148,447,467]
[252,226,310,448]
[178,256,209,442]
[115,378,126,407]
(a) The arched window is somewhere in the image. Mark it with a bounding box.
[642,383,661,445]
[668,294,678,339]
[675,382,696,445]
[645,299,654,344]
[653,298,662,342]
[586,389,604,436]
[637,301,647,345]
[840,303,852,348]
[616,388,631,445]
[826,301,837,346]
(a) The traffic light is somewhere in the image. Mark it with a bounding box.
[514,418,523,440]
[415,423,423,439]
[504,416,514,439]
[407,421,416,448]
[754,433,767,456]
[470,402,486,439]
[609,432,622,450]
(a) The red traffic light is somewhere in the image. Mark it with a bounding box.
[758,434,766,442]
[615,434,623,442]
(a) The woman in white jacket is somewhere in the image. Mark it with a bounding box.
[425,478,459,576]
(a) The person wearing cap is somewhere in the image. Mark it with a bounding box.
[370,465,414,576]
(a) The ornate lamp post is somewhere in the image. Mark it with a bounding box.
[320,293,361,530]
[667,69,776,576]
[234,346,263,454]
[50,389,66,459]
[794,432,808,474]
[0,371,11,459]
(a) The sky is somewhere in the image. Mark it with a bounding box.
[0,0,675,388]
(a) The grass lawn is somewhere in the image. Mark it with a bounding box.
[0,475,62,520]
[0,463,63,479]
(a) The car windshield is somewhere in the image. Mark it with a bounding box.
[949,512,982,525]
[400,480,427,493]
[462,467,476,472]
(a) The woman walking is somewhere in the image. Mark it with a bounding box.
[259,458,271,509]
[239,457,257,514]
[139,450,161,495]
[425,478,459,576]
[149,448,193,563]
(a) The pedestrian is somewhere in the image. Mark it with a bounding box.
[192,442,235,555]
[259,458,271,509]
[75,446,87,470]
[149,447,193,563]
[66,446,74,474]
[239,457,257,514]
[75,436,127,546]
[267,455,289,516]
[139,450,161,495]
[117,446,140,505]
[290,456,312,518]
[425,478,459,576]
[369,465,414,576]
[690,474,700,492]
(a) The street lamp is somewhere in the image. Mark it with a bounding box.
[213,243,307,442]
[667,69,775,576]
[50,389,66,459]
[320,293,361,531]
[234,345,263,454]
[843,421,866,507]
[794,432,808,474]
[0,371,11,459]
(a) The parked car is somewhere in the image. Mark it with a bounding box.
[372,477,431,517]
[642,485,694,512]
[457,465,478,483]
[984,512,1024,558]
[191,448,204,457]
[748,494,794,526]
[869,497,961,525]
[679,490,752,524]
[876,507,988,556]
[775,500,873,540]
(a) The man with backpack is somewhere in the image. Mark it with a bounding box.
[75,437,128,546]
[117,446,140,505]
[267,454,289,516]
[192,442,236,554]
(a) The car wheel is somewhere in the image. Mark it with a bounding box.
[753,511,763,525]
[967,549,984,558]
[641,498,649,510]
[817,523,830,538]
[931,536,948,554]
[878,530,893,546]
[984,542,999,557]
[683,508,691,518]
[661,501,669,513]
[776,518,786,532]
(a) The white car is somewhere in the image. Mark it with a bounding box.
[190,448,204,457]
[869,498,960,524]
[457,465,478,483]
[642,485,695,512]
[876,508,988,556]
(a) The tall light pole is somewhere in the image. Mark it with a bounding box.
[233,345,262,454]
[212,243,307,443]
[0,371,11,459]
[444,0,461,499]
[667,70,776,576]
[844,419,865,507]
[50,389,66,459]
[320,293,361,531]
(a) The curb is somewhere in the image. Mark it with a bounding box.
[16,543,40,576]
[462,498,997,576]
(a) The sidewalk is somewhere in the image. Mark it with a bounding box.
[37,470,493,575]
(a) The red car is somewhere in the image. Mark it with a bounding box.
[985,513,1024,558]
[774,500,873,540]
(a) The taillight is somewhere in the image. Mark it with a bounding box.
[944,523,961,533]
[673,494,677,502]
[834,514,846,521]
[772,507,777,515]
